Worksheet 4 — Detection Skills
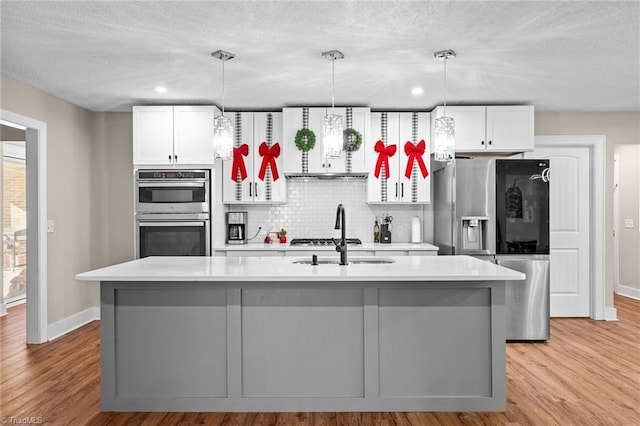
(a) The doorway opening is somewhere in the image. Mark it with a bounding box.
[3,135,27,306]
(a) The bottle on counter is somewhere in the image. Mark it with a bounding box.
[373,220,380,243]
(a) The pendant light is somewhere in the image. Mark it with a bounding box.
[433,49,456,162]
[211,50,235,160]
[322,50,345,159]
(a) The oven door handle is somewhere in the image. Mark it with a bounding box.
[137,182,206,188]
[138,222,205,227]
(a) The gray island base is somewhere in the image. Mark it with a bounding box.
[76,255,525,412]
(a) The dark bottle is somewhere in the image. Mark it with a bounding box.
[373,220,380,243]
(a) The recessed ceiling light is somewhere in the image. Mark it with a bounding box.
[154,86,168,94]
[411,87,424,96]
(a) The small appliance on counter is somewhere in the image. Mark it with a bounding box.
[226,211,248,245]
[379,214,392,244]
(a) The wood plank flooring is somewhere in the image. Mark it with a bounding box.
[1,295,639,425]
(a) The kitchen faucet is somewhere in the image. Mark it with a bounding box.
[333,204,348,265]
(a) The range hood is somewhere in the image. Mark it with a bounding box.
[285,172,368,180]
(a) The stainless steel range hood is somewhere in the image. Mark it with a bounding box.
[285,172,368,180]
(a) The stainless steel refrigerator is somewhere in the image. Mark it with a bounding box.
[433,158,550,341]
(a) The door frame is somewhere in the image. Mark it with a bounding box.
[613,154,620,294]
[1,109,48,343]
[534,135,607,320]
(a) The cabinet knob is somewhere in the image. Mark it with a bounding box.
[488,140,492,145]
[168,155,172,162]
[481,141,485,145]
[174,155,178,161]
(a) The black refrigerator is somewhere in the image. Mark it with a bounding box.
[433,158,550,341]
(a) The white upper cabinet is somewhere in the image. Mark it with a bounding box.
[283,107,370,174]
[173,106,216,164]
[133,106,174,165]
[431,105,534,153]
[222,112,286,204]
[133,105,218,166]
[367,112,430,204]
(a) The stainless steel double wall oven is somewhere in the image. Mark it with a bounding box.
[135,170,210,258]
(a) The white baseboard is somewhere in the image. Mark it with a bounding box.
[616,285,640,301]
[47,306,100,341]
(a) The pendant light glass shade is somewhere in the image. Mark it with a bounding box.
[213,115,234,160]
[211,50,235,160]
[322,50,345,160]
[323,113,344,158]
[433,49,456,162]
[433,116,455,161]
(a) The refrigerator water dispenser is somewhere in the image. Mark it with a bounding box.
[461,216,489,251]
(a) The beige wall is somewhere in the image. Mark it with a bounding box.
[0,75,134,324]
[614,144,640,291]
[535,112,640,309]
[91,112,134,267]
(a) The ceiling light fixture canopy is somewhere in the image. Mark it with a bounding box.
[433,49,456,162]
[322,50,345,161]
[211,49,236,160]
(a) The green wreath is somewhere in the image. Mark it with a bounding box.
[343,128,362,152]
[294,128,316,152]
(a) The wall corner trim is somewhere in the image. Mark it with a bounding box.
[603,307,618,321]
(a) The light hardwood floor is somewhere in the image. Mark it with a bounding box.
[1,295,639,425]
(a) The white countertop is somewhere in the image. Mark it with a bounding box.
[76,255,524,282]
[215,242,439,251]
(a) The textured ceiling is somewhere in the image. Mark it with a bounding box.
[1,1,638,112]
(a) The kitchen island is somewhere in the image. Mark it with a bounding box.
[76,255,524,412]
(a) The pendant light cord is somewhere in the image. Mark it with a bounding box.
[443,56,447,117]
[221,58,225,115]
[331,57,335,113]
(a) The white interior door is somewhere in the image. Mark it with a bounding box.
[525,146,591,316]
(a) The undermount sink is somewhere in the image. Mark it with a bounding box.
[292,257,395,265]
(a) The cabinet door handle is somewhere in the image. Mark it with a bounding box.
[168,155,172,163]
[401,183,404,198]
[249,182,252,197]
[254,183,258,198]
[395,183,398,198]
[481,140,485,145]
[174,154,178,161]
[488,140,492,145]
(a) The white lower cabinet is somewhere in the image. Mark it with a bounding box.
[366,112,431,203]
[222,112,286,204]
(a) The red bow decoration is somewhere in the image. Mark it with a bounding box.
[258,142,280,181]
[374,140,397,179]
[404,140,429,179]
[231,143,249,182]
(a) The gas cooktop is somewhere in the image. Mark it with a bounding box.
[289,238,362,246]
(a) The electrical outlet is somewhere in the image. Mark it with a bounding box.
[47,219,54,233]
[624,219,634,229]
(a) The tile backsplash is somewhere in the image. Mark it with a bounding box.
[228,179,425,243]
